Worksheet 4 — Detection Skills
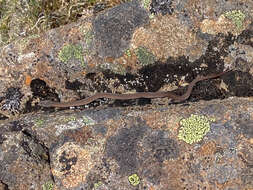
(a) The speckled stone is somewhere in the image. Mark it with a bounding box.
[1,97,253,189]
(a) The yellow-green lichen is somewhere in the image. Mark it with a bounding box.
[35,118,44,127]
[82,115,95,125]
[149,13,155,19]
[178,114,215,144]
[63,116,77,122]
[93,181,103,189]
[58,44,85,67]
[224,10,246,29]
[42,181,54,190]
[125,48,131,57]
[128,173,140,186]
[142,0,151,10]
[135,47,156,66]
[140,0,154,19]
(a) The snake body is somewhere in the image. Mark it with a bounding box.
[39,71,229,108]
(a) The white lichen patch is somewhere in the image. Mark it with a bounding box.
[17,52,35,63]
[55,115,95,136]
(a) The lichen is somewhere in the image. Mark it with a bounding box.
[82,115,95,125]
[0,87,23,115]
[99,62,127,75]
[178,114,215,144]
[84,30,93,45]
[93,1,149,58]
[135,46,156,66]
[150,0,174,15]
[15,34,40,52]
[35,118,44,127]
[124,48,132,57]
[224,10,246,29]
[63,116,77,122]
[84,30,94,54]
[141,0,157,19]
[58,44,85,67]
[142,0,151,10]
[55,116,94,136]
[93,181,103,189]
[128,173,140,186]
[42,181,54,190]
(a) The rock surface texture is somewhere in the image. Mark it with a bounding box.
[0,98,253,189]
[0,0,253,189]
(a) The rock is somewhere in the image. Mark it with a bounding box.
[0,0,253,189]
[0,98,253,189]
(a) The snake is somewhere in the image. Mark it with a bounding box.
[38,70,230,108]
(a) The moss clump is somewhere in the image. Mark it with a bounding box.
[58,44,85,67]
[178,114,215,144]
[224,10,246,29]
[42,181,54,190]
[128,173,140,186]
[135,47,156,66]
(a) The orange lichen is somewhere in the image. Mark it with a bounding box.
[24,74,32,86]
[198,141,216,156]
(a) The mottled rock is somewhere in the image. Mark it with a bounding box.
[0,0,253,189]
[1,98,253,189]
[0,0,252,119]
[0,121,52,190]
[93,0,149,58]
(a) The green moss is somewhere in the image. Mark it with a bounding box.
[178,114,215,144]
[135,47,156,66]
[224,10,246,29]
[128,173,140,186]
[58,44,85,67]
[42,181,54,190]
